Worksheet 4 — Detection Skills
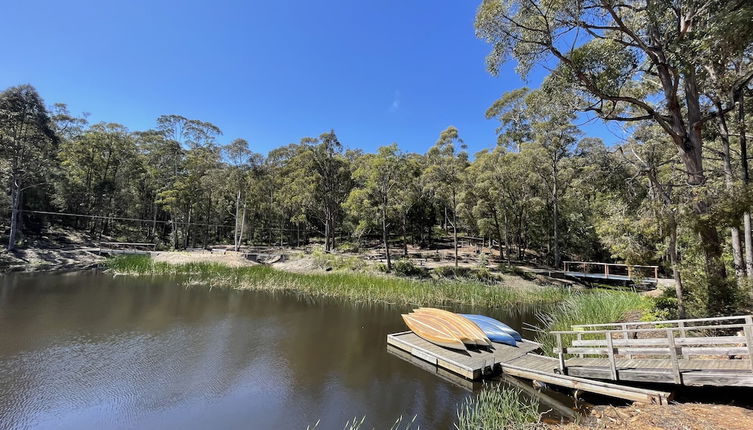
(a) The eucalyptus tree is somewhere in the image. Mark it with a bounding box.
[467,148,508,259]
[305,130,352,251]
[223,138,254,251]
[346,143,407,271]
[0,85,58,250]
[155,115,222,248]
[476,0,753,312]
[425,126,468,267]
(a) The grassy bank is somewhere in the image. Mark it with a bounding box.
[107,254,569,307]
[535,290,651,356]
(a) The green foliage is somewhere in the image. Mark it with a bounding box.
[433,266,500,284]
[106,255,569,307]
[536,290,649,357]
[311,248,367,272]
[392,259,429,278]
[455,385,543,430]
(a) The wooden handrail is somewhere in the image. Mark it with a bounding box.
[563,261,658,269]
[552,322,753,335]
[572,315,751,329]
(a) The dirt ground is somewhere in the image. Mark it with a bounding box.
[557,403,753,430]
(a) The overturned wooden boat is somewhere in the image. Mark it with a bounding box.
[413,308,491,347]
[401,313,467,351]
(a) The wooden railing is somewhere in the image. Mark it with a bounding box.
[550,315,753,383]
[100,242,156,249]
[562,261,659,281]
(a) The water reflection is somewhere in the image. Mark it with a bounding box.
[0,272,567,429]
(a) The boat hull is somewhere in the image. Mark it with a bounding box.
[414,308,492,347]
[461,314,522,341]
[401,314,467,351]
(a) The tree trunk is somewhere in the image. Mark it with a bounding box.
[739,92,753,280]
[668,213,685,319]
[7,176,21,251]
[402,213,408,257]
[382,203,391,272]
[552,187,561,268]
[717,104,746,281]
[491,206,504,260]
[184,206,192,249]
[452,205,458,267]
[239,201,247,250]
[694,199,732,315]
[233,190,241,251]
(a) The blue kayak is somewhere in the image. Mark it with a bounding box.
[465,318,517,346]
[461,314,523,342]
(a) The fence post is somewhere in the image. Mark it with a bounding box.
[556,333,566,374]
[604,264,609,278]
[667,329,682,384]
[744,324,753,374]
[605,332,618,380]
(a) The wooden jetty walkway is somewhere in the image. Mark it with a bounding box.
[387,332,672,404]
[387,314,753,404]
[562,261,659,286]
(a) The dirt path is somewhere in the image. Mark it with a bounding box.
[556,403,753,430]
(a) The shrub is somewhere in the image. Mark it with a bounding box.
[455,385,543,430]
[392,259,429,278]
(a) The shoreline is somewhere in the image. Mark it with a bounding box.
[104,254,570,308]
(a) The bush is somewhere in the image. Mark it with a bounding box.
[392,259,429,278]
[433,266,500,284]
[336,241,360,253]
[455,385,543,430]
[498,264,536,281]
[311,248,367,271]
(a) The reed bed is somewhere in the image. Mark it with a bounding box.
[455,385,544,430]
[535,290,649,356]
[106,255,569,307]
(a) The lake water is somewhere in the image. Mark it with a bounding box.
[0,271,572,429]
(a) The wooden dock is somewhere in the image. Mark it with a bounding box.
[388,314,753,404]
[387,331,672,404]
[562,261,659,286]
[552,315,753,387]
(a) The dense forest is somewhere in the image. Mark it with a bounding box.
[2,0,752,317]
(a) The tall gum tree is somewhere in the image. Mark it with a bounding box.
[476,0,753,314]
[0,85,57,250]
[425,126,469,267]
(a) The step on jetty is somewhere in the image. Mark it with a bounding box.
[387,315,753,404]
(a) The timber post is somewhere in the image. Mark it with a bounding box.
[605,333,618,380]
[667,329,682,384]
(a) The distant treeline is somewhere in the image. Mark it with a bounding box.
[4,0,752,314]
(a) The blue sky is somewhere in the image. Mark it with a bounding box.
[1,0,623,156]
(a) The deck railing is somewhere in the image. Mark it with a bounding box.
[550,315,753,383]
[562,261,659,282]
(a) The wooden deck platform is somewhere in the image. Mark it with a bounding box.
[387,331,672,404]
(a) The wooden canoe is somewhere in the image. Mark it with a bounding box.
[410,312,476,345]
[401,313,467,351]
[414,308,491,346]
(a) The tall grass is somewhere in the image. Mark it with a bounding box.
[455,385,543,430]
[106,255,569,307]
[535,290,650,356]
